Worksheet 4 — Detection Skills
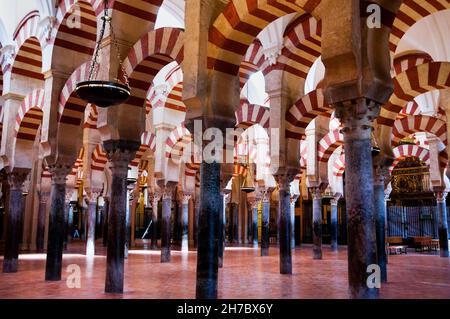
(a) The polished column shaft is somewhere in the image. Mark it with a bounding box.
[374,172,388,282]
[161,185,174,263]
[311,189,322,260]
[45,165,71,280]
[330,198,339,252]
[36,191,50,252]
[278,177,292,274]
[261,194,270,256]
[2,169,29,273]
[436,192,449,258]
[196,162,221,299]
[252,204,258,248]
[104,140,139,293]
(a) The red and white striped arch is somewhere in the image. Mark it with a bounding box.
[235,99,270,129]
[399,101,420,119]
[332,152,345,177]
[393,52,433,76]
[129,131,157,167]
[389,0,450,54]
[146,63,183,114]
[91,144,107,172]
[165,125,192,159]
[185,162,200,177]
[58,61,91,126]
[70,147,85,177]
[15,89,45,141]
[121,28,184,110]
[208,0,320,76]
[317,129,344,163]
[286,89,332,140]
[392,115,447,146]
[274,14,321,80]
[83,104,98,129]
[52,1,97,57]
[378,62,450,127]
[164,82,186,112]
[390,144,430,172]
[12,36,43,82]
[239,40,265,89]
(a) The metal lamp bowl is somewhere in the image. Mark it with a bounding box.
[75,80,130,108]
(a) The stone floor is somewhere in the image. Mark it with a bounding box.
[0,241,449,299]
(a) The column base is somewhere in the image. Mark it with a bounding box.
[2,259,18,273]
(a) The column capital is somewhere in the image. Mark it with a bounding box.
[103,140,140,177]
[275,173,295,192]
[38,190,51,203]
[7,168,30,191]
[435,190,448,203]
[86,188,102,203]
[178,191,192,205]
[48,164,72,185]
[261,188,273,203]
[290,194,299,205]
[161,182,177,200]
[309,187,322,200]
[334,98,381,140]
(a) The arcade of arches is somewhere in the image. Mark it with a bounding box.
[0,0,449,299]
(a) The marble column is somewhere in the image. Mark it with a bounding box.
[2,169,29,273]
[374,166,388,282]
[104,140,139,293]
[63,189,74,250]
[311,188,323,260]
[150,192,160,249]
[435,191,449,258]
[36,190,50,252]
[290,195,298,249]
[277,175,292,274]
[180,192,191,253]
[252,202,259,248]
[218,193,229,268]
[335,99,379,299]
[161,183,175,263]
[330,196,340,252]
[261,191,270,256]
[102,197,109,247]
[229,202,239,243]
[86,190,101,257]
[196,162,221,299]
[45,164,72,280]
[194,197,200,248]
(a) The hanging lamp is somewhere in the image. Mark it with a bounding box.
[371,130,381,157]
[75,0,130,108]
[241,134,256,193]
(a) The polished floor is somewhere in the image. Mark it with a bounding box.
[0,241,449,299]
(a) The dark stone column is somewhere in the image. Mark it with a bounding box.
[36,190,50,252]
[252,203,259,248]
[290,195,298,249]
[102,197,109,247]
[335,99,379,299]
[104,140,139,293]
[311,188,323,260]
[229,202,239,243]
[194,197,200,248]
[373,166,388,282]
[218,193,225,268]
[261,191,270,256]
[330,197,339,252]
[196,162,221,299]
[86,190,100,257]
[435,191,449,258]
[180,192,191,252]
[150,192,160,250]
[63,189,74,250]
[277,175,292,274]
[160,183,175,263]
[45,164,72,280]
[2,169,29,273]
